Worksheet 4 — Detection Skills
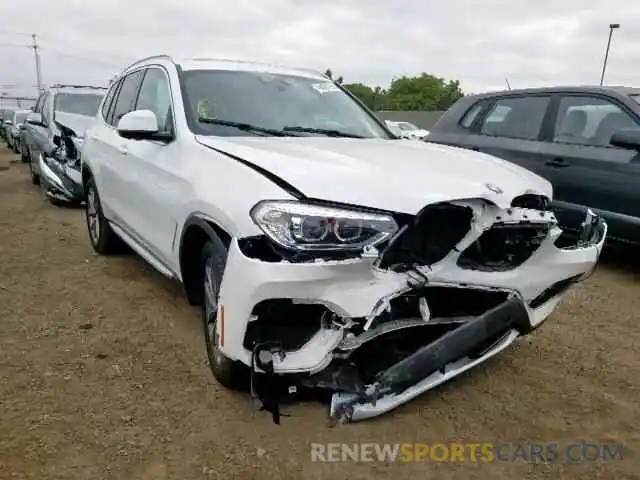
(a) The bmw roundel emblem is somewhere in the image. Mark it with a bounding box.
[485,183,504,194]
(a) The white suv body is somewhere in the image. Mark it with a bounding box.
[81,55,607,423]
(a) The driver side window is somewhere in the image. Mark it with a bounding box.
[135,67,174,135]
[553,96,640,147]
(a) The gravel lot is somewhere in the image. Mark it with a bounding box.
[0,145,639,480]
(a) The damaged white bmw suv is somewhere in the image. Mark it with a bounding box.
[81,55,607,424]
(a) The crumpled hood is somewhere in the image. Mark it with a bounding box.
[53,112,95,139]
[195,136,552,214]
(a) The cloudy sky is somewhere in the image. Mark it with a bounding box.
[0,0,637,101]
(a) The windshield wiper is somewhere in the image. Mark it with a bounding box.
[282,126,364,138]
[198,118,293,137]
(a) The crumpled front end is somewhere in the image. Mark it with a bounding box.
[38,133,84,203]
[216,195,606,423]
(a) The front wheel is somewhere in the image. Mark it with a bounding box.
[29,152,40,186]
[201,239,249,390]
[20,142,29,163]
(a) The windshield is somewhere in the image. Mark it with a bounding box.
[54,92,104,117]
[398,122,418,131]
[14,112,27,124]
[181,69,391,138]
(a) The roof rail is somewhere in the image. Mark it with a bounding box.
[121,54,175,72]
[183,57,323,77]
[50,84,107,90]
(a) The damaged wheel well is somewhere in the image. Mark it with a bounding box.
[179,217,231,306]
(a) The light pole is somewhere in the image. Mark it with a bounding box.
[600,23,620,86]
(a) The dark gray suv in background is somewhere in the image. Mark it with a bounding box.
[427,86,640,245]
[23,84,105,204]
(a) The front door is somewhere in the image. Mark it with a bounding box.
[537,94,640,236]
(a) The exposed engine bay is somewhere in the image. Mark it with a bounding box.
[216,195,606,424]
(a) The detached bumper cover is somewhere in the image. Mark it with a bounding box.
[329,294,529,423]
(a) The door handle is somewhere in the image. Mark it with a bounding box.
[117,145,128,156]
[470,146,480,151]
[545,157,568,168]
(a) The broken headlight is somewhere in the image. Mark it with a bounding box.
[250,200,398,251]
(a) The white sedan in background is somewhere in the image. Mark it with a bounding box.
[385,120,429,139]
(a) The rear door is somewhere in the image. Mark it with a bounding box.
[428,94,553,178]
[536,93,640,235]
[467,94,553,177]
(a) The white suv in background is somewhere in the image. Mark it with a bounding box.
[81,55,606,424]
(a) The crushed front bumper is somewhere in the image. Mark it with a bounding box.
[38,154,84,203]
[216,205,607,423]
[329,294,528,422]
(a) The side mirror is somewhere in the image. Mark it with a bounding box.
[117,110,160,140]
[26,112,43,126]
[610,128,640,151]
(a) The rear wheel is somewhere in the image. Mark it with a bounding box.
[85,177,122,254]
[201,238,249,390]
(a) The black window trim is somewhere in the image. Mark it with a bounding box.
[457,99,492,131]
[544,91,640,148]
[107,67,146,129]
[40,93,50,127]
[100,81,119,122]
[472,93,554,141]
[105,79,124,127]
[34,93,46,114]
[132,63,177,141]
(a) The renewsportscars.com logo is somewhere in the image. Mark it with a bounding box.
[310,442,625,463]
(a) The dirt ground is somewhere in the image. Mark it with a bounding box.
[0,146,639,480]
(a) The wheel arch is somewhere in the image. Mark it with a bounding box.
[81,164,93,197]
[179,214,232,306]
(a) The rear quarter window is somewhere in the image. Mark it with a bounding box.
[459,102,485,129]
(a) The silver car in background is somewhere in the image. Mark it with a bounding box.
[7,110,30,153]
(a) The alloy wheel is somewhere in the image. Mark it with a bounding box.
[86,186,100,246]
[203,258,224,366]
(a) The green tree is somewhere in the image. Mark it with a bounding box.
[327,70,464,111]
[342,83,377,109]
[385,74,463,111]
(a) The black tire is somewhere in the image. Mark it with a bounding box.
[28,151,40,186]
[201,238,249,390]
[84,177,123,254]
[20,142,29,163]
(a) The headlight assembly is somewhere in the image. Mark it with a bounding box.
[250,200,398,251]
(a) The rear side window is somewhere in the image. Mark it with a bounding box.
[459,102,484,129]
[40,93,50,126]
[480,96,550,140]
[34,94,46,113]
[111,70,145,126]
[105,80,123,126]
[101,81,119,121]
